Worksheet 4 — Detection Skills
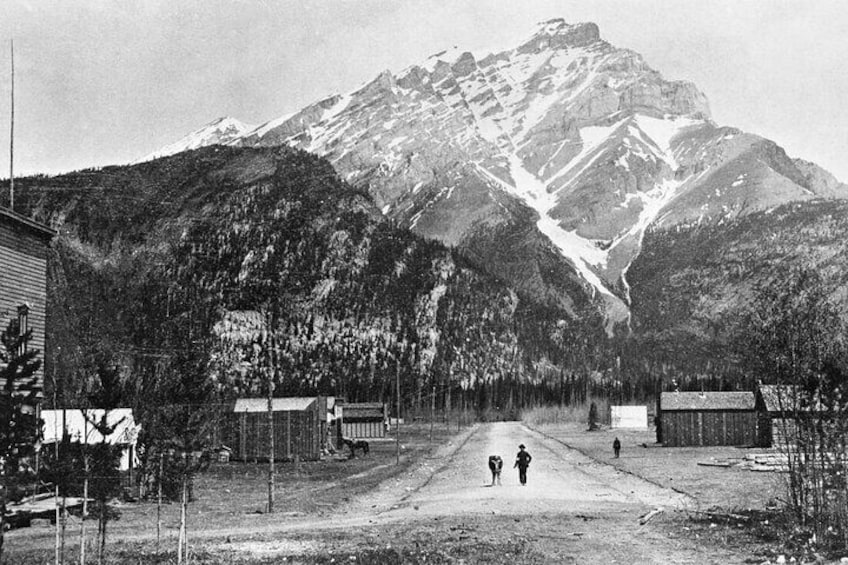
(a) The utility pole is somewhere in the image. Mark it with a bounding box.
[267,374,275,513]
[266,316,275,514]
[395,352,401,465]
[9,39,14,210]
[445,368,451,433]
[429,385,435,443]
[156,453,163,557]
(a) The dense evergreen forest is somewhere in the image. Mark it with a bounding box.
[8,147,617,417]
[623,199,848,391]
[9,147,847,417]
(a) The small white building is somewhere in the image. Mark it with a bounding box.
[610,405,648,429]
[41,409,141,471]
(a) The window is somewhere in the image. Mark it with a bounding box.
[17,304,29,355]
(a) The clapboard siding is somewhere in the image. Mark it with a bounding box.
[339,402,386,439]
[0,212,53,394]
[0,223,49,260]
[342,421,385,439]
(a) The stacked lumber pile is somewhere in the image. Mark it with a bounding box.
[741,453,789,472]
[696,453,789,472]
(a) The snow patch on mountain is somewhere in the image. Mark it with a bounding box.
[139,117,255,162]
[545,117,628,186]
[249,112,296,138]
[632,114,701,168]
[619,168,710,302]
[477,152,616,299]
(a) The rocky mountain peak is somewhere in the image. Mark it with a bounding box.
[519,20,601,53]
[138,116,254,163]
[142,19,848,331]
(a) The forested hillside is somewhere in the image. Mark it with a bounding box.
[623,199,848,388]
[9,146,608,414]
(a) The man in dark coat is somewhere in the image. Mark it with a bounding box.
[613,437,621,458]
[514,444,532,485]
[488,455,503,485]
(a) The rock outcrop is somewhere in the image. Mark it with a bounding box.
[142,18,848,331]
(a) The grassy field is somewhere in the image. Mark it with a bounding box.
[5,418,805,564]
[528,421,783,511]
[527,421,822,563]
[4,421,463,564]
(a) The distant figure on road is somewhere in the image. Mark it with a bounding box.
[514,444,532,485]
[488,455,503,485]
[613,437,621,458]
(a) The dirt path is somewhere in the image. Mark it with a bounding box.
[299,422,741,563]
[345,421,691,521]
[10,423,749,563]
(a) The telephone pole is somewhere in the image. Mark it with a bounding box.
[266,311,276,514]
[429,385,435,443]
[395,355,400,465]
[9,39,14,210]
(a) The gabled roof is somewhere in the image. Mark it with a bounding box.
[340,403,385,419]
[661,391,755,411]
[758,385,821,413]
[233,397,316,413]
[0,207,56,240]
[41,409,140,445]
[758,385,796,412]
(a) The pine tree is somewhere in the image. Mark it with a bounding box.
[84,360,126,565]
[139,348,216,564]
[587,401,599,431]
[0,319,42,562]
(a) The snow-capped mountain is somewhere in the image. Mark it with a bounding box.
[138,117,254,162]
[144,19,848,330]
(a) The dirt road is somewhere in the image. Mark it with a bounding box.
[345,421,690,521]
[302,421,745,563]
[10,422,752,563]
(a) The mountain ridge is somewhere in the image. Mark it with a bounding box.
[8,145,607,407]
[137,18,848,331]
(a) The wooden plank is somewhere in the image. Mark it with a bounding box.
[239,413,246,460]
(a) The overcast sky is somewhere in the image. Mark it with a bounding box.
[2,0,847,181]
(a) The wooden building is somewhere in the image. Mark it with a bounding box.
[659,391,758,447]
[41,409,141,471]
[755,385,822,449]
[226,397,328,462]
[0,207,54,394]
[338,402,386,439]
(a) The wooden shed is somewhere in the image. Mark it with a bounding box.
[659,391,758,447]
[226,397,327,462]
[0,208,54,396]
[755,385,821,449]
[42,409,141,471]
[338,402,386,439]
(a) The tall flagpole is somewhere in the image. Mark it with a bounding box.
[9,39,14,211]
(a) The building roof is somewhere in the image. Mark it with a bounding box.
[0,207,56,240]
[41,409,140,445]
[758,385,821,412]
[339,402,385,421]
[758,385,796,412]
[660,391,755,411]
[233,397,317,413]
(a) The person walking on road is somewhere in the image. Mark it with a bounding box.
[514,444,532,485]
[613,437,621,458]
